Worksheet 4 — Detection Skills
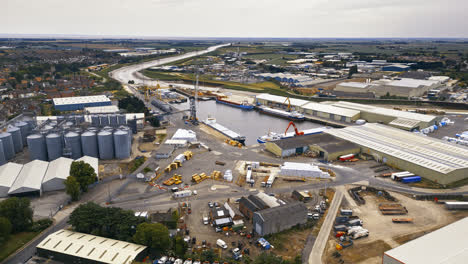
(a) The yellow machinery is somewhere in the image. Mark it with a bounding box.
[163,174,182,186]
[192,172,209,184]
[211,170,222,180]
[144,83,162,102]
[184,151,193,160]
[225,139,242,148]
[283,97,291,111]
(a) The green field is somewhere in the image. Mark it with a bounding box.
[0,232,40,262]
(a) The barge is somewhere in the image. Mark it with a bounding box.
[257,127,328,143]
[257,106,305,121]
[216,97,254,110]
[203,118,246,145]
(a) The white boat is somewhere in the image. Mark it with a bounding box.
[257,106,305,121]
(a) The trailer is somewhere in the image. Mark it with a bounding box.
[339,154,355,161]
[392,218,413,223]
[334,225,347,232]
[391,171,415,181]
[173,190,192,198]
[340,209,353,216]
[444,201,468,210]
[347,219,363,226]
[401,176,421,183]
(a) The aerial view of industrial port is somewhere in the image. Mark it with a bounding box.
[1,1,468,264]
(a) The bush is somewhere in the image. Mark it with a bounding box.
[31,219,53,232]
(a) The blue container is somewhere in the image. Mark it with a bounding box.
[402,176,421,183]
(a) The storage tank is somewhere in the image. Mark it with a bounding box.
[7,126,23,153]
[114,130,131,159]
[75,115,85,124]
[64,132,82,159]
[98,131,114,160]
[81,131,98,158]
[15,121,29,143]
[46,133,63,161]
[0,133,14,160]
[91,115,100,126]
[117,114,126,125]
[0,140,6,165]
[109,114,118,127]
[120,126,132,147]
[99,115,109,126]
[27,134,48,161]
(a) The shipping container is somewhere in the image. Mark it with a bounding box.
[339,154,355,161]
[401,176,421,183]
[173,190,192,198]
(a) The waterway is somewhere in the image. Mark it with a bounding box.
[172,100,323,145]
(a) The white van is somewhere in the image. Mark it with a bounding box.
[216,239,228,249]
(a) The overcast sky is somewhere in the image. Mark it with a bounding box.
[3,0,468,38]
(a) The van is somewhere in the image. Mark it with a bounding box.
[216,239,228,249]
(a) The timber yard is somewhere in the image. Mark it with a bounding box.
[1,38,468,264]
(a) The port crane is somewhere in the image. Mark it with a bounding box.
[285,121,304,136]
[283,97,292,111]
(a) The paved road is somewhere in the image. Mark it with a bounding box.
[308,189,344,264]
[110,43,230,86]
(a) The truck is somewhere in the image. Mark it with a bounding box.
[173,190,192,198]
[401,176,421,183]
[335,216,349,224]
[217,239,228,249]
[352,229,369,239]
[347,219,363,226]
[340,209,353,216]
[334,225,347,232]
[391,171,414,181]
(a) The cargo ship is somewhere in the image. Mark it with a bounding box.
[203,118,246,145]
[257,127,328,143]
[257,106,305,121]
[216,97,254,110]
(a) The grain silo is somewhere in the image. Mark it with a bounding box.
[117,114,126,125]
[46,133,63,161]
[27,134,48,161]
[91,115,100,126]
[57,116,65,123]
[99,115,109,126]
[64,132,82,159]
[81,131,98,158]
[120,126,132,150]
[0,133,14,160]
[109,114,118,127]
[75,115,85,124]
[7,126,23,153]
[114,130,130,159]
[0,140,6,165]
[98,130,114,160]
[42,125,54,134]
[15,121,29,143]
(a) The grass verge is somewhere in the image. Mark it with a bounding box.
[0,232,40,262]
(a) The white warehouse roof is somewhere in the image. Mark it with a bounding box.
[84,105,119,113]
[383,217,468,264]
[9,160,49,195]
[384,78,440,88]
[53,95,110,106]
[37,229,147,264]
[0,162,23,197]
[42,157,74,192]
[76,156,99,178]
[325,123,468,174]
[302,101,360,118]
[255,93,309,107]
[337,82,372,89]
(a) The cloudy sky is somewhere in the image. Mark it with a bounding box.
[3,0,467,38]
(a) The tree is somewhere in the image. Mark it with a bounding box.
[173,236,188,257]
[0,216,12,243]
[133,223,171,253]
[64,176,81,201]
[348,65,358,78]
[0,197,33,233]
[70,161,97,192]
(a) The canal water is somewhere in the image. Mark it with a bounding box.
[172,100,323,145]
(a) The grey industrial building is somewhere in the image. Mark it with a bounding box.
[37,229,147,264]
[383,217,468,264]
[53,95,112,111]
[253,202,308,236]
[326,123,468,184]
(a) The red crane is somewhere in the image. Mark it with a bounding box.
[285,121,304,136]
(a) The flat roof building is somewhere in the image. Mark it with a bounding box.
[383,217,468,264]
[37,229,147,264]
[0,162,23,197]
[301,101,360,123]
[8,160,49,196]
[42,157,74,192]
[84,105,119,114]
[326,123,468,184]
[53,95,112,111]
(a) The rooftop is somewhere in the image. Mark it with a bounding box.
[338,82,371,89]
[53,95,110,106]
[384,217,468,264]
[0,162,23,189]
[255,202,307,222]
[84,105,120,114]
[270,133,339,150]
[37,229,147,264]
[255,93,309,107]
[9,160,49,194]
[381,78,439,88]
[302,101,360,117]
[42,157,74,183]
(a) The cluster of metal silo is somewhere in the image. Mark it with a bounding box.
[0,122,33,163]
[89,114,126,128]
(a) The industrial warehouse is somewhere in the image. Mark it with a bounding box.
[325,123,468,184]
[37,229,147,264]
[53,95,112,111]
[0,156,98,197]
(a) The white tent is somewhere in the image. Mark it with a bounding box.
[171,129,197,142]
[42,157,74,192]
[0,162,23,197]
[9,160,49,196]
[279,162,329,178]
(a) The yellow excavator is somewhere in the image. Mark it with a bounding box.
[283,97,291,111]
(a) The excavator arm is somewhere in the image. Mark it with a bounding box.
[283,97,291,112]
[285,121,304,136]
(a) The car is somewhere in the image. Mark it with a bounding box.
[312,213,320,220]
[203,215,209,225]
[232,248,242,260]
[215,227,222,232]
[184,236,191,243]
[193,190,197,195]
[191,237,196,244]
[214,202,219,207]
[171,187,179,192]
[158,256,168,264]
[174,259,183,264]
[208,202,214,208]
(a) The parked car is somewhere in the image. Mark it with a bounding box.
[203,215,209,225]
[217,239,228,249]
[184,236,190,243]
[215,227,222,232]
[174,259,183,264]
[208,202,214,208]
[158,256,168,264]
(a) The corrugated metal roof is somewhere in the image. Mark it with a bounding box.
[302,102,360,117]
[325,123,468,174]
[42,157,74,183]
[84,105,119,113]
[255,93,309,107]
[338,82,371,89]
[53,95,110,106]
[9,160,49,194]
[37,229,146,264]
[388,117,421,129]
[384,217,468,264]
[0,162,23,188]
